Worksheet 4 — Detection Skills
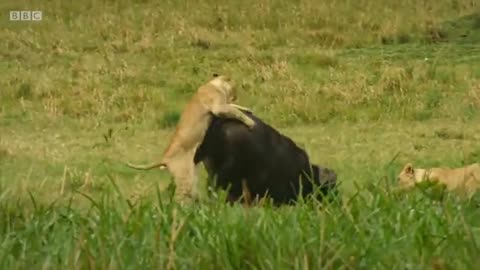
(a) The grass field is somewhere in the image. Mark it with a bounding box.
[1,0,480,268]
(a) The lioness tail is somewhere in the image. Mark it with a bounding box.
[126,161,167,170]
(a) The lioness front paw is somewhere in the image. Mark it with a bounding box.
[247,120,255,130]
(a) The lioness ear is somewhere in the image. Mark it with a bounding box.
[212,73,219,78]
[403,163,414,174]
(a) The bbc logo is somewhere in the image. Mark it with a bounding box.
[10,11,42,21]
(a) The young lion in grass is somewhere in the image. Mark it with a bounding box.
[397,162,480,197]
[126,74,255,203]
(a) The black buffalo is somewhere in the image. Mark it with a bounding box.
[193,110,338,205]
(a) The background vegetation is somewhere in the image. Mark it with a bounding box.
[1,0,480,268]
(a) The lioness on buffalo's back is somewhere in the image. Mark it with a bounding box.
[194,109,338,205]
[397,162,480,197]
[126,74,256,203]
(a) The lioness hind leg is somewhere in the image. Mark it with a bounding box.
[171,171,195,204]
[229,103,253,113]
[169,156,199,204]
[211,104,255,129]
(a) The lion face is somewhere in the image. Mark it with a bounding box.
[397,163,417,188]
[210,74,236,102]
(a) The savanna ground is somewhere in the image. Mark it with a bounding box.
[1,0,480,268]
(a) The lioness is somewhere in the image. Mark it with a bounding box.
[397,162,480,197]
[126,74,255,203]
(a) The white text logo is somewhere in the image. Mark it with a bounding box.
[10,11,42,21]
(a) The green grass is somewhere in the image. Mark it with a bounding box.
[2,184,480,269]
[1,0,480,268]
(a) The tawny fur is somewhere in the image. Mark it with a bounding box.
[126,75,255,202]
[397,162,480,197]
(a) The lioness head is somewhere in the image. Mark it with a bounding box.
[397,163,428,188]
[397,163,416,188]
[210,74,236,102]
